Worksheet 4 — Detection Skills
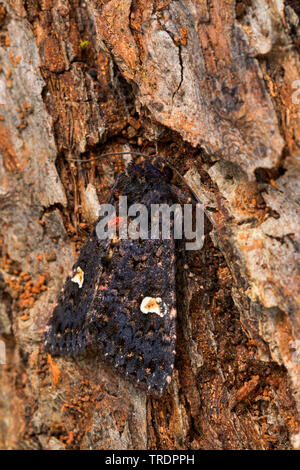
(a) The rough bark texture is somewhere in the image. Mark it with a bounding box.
[0,0,300,450]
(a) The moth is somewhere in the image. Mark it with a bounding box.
[44,154,199,397]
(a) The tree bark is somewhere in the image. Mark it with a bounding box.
[0,0,300,450]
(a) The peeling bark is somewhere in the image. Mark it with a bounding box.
[0,0,300,450]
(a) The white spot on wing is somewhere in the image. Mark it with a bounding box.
[71,266,84,288]
[140,297,168,317]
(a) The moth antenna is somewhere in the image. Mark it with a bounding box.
[67,151,161,163]
[67,151,200,203]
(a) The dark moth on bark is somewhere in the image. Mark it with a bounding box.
[44,160,196,397]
